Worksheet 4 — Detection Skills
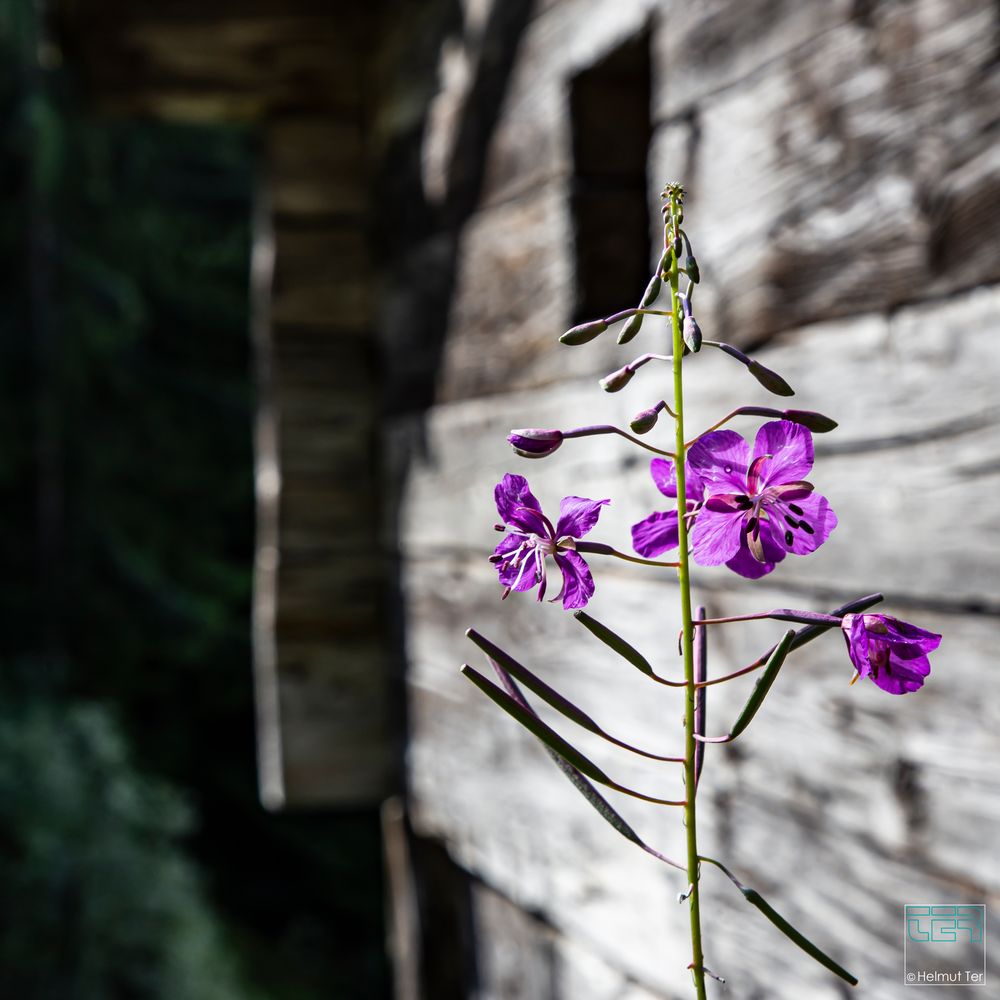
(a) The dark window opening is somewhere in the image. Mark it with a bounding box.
[570,32,653,324]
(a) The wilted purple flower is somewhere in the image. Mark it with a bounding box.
[508,428,563,459]
[840,613,941,694]
[688,420,837,579]
[631,458,704,558]
[490,473,609,610]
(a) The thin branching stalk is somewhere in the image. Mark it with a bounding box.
[667,189,707,1000]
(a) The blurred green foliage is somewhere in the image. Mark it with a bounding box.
[0,1,388,996]
[0,696,257,1000]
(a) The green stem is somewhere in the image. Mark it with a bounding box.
[668,191,707,999]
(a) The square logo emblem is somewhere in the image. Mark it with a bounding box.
[904,904,986,986]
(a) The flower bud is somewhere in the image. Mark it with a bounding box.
[657,247,671,274]
[617,313,643,345]
[682,315,702,353]
[747,360,794,397]
[630,406,660,434]
[560,319,608,345]
[640,273,661,309]
[599,365,635,392]
[685,255,700,283]
[782,409,838,433]
[507,428,563,458]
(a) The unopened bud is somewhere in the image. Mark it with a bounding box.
[782,409,838,433]
[747,360,794,397]
[630,406,660,434]
[507,428,564,458]
[599,365,635,393]
[560,319,608,345]
[672,233,682,258]
[640,274,661,309]
[682,315,702,353]
[617,313,643,345]
[685,255,700,283]
[657,247,671,274]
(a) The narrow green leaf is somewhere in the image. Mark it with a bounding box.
[464,661,685,805]
[573,611,654,677]
[467,632,682,761]
[701,855,858,986]
[461,665,612,784]
[492,662,685,872]
[730,629,795,738]
[466,629,603,737]
[742,889,858,986]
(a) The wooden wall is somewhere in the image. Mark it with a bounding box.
[394,0,1000,996]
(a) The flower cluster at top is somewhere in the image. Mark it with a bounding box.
[484,181,940,697]
[632,419,837,579]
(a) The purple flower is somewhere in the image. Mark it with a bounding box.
[688,420,838,578]
[840,613,941,694]
[631,458,704,558]
[490,473,609,610]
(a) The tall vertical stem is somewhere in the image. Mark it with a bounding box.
[667,191,706,998]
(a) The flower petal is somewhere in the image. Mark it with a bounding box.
[495,474,546,535]
[753,420,814,488]
[766,491,838,555]
[688,430,750,496]
[555,495,610,539]
[723,525,786,578]
[880,617,943,655]
[552,550,595,609]
[844,615,871,677]
[631,510,681,557]
[875,653,931,694]
[650,458,705,500]
[690,506,745,566]
[650,458,678,497]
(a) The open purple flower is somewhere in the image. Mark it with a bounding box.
[490,473,609,610]
[631,458,704,558]
[688,420,837,578]
[841,613,941,694]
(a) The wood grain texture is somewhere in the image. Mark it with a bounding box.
[435,0,1000,401]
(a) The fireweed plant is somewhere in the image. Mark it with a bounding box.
[461,183,941,995]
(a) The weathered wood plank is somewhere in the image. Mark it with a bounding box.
[651,0,1000,345]
[435,0,1000,400]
